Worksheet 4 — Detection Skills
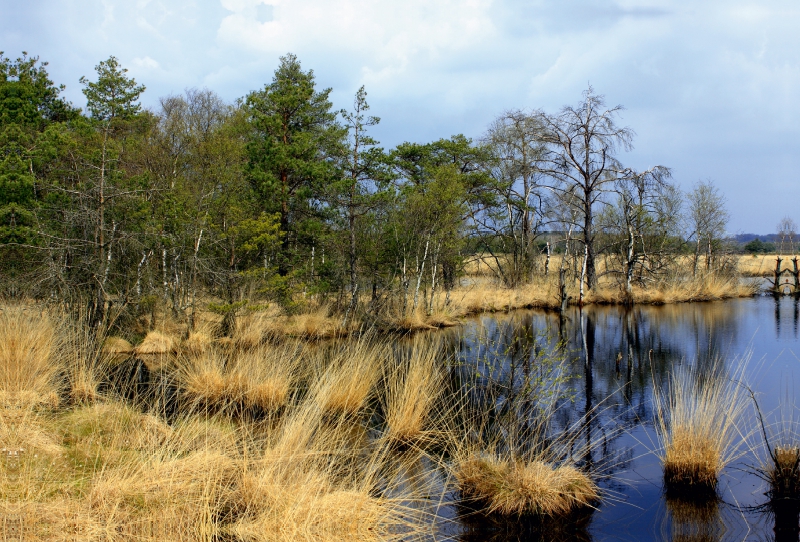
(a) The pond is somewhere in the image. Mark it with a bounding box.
[444,294,800,541]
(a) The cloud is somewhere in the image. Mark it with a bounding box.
[4,0,800,231]
[132,56,160,70]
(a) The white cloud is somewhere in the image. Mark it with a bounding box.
[4,0,800,231]
[132,56,160,70]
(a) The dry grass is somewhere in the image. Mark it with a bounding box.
[0,303,440,541]
[312,336,387,416]
[449,278,561,315]
[180,352,230,408]
[455,454,598,517]
[103,336,133,354]
[230,391,426,542]
[135,330,176,355]
[655,356,750,495]
[179,343,302,412]
[767,444,800,500]
[389,267,758,333]
[749,400,800,504]
[0,306,59,406]
[383,338,445,446]
[183,331,213,356]
[234,344,302,411]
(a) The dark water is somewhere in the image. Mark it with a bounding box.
[446,295,800,542]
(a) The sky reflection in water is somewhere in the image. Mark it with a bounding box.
[447,295,800,542]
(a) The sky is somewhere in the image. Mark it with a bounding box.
[3,0,799,234]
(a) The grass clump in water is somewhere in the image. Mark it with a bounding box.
[382,337,445,447]
[450,324,599,520]
[312,335,387,416]
[655,355,750,497]
[455,454,598,517]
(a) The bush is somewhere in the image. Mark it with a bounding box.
[744,238,775,254]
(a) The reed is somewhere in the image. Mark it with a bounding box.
[655,356,750,496]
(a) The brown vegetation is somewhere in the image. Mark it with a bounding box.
[655,357,750,496]
[383,338,445,446]
[0,304,439,541]
[455,454,598,517]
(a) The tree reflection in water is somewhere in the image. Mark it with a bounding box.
[445,298,782,541]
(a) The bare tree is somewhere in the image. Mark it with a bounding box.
[535,86,634,290]
[777,216,797,255]
[602,166,677,294]
[482,110,550,285]
[687,180,729,276]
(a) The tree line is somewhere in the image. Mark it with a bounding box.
[0,51,737,330]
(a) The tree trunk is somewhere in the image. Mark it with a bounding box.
[693,237,701,277]
[583,193,596,289]
[188,229,203,332]
[412,237,430,314]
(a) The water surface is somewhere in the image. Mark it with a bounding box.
[446,295,800,542]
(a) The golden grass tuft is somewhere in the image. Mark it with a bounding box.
[293,310,345,339]
[655,356,750,495]
[768,444,800,500]
[180,352,230,408]
[455,454,598,517]
[233,344,301,411]
[183,331,213,356]
[103,336,134,354]
[312,337,387,416]
[232,485,397,542]
[232,398,422,542]
[179,344,301,412]
[663,426,721,490]
[383,338,444,446]
[0,306,59,404]
[135,330,176,355]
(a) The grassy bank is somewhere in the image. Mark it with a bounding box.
[0,302,617,540]
[0,307,442,541]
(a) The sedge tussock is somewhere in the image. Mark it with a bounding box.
[0,307,59,404]
[455,454,598,517]
[233,314,268,350]
[179,343,302,412]
[179,352,232,409]
[236,426,423,542]
[313,337,387,416]
[749,400,800,503]
[232,485,404,542]
[383,338,445,446]
[655,355,750,495]
[103,336,134,354]
[768,444,800,501]
[233,344,302,411]
[135,330,176,355]
[183,331,213,356]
